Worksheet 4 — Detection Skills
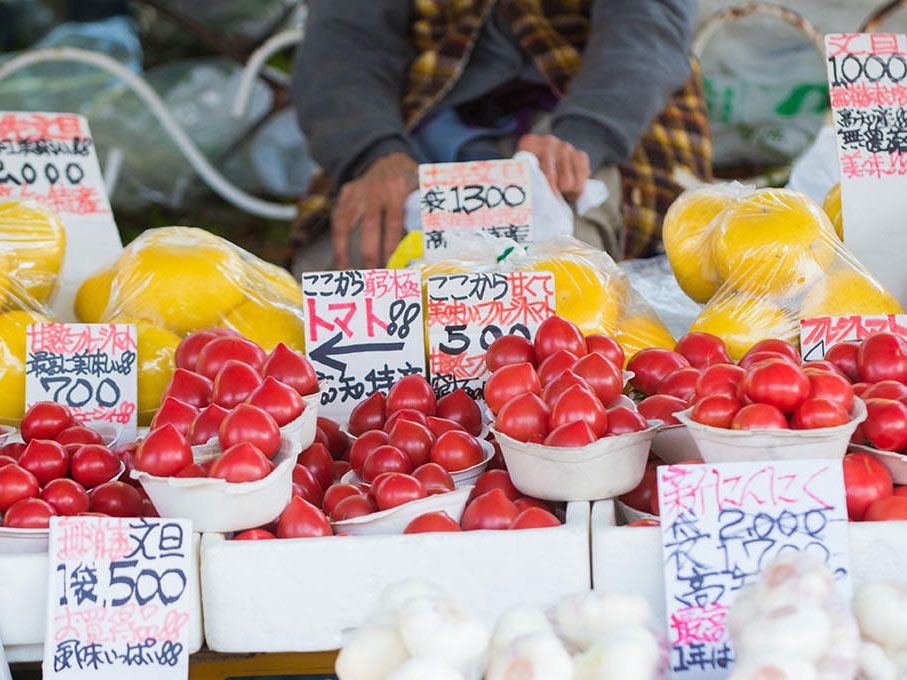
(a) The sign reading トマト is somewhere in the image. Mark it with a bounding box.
[302,269,426,420]
[800,313,907,360]
[25,323,138,440]
[426,271,555,399]
[657,460,850,679]
[43,516,193,679]
[418,158,532,258]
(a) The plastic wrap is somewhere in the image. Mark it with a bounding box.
[822,182,843,241]
[665,186,902,359]
[0,199,66,305]
[75,226,305,424]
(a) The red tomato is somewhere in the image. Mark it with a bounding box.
[691,395,741,429]
[825,341,860,383]
[738,351,797,371]
[843,452,892,521]
[196,336,267,380]
[317,417,351,460]
[486,436,506,470]
[537,350,580,388]
[349,430,389,475]
[485,335,537,372]
[89,481,142,517]
[514,497,554,513]
[543,420,597,447]
[71,444,122,487]
[18,439,68,485]
[803,360,846,377]
[470,469,520,502]
[291,464,324,506]
[348,392,386,436]
[541,370,592,408]
[510,507,560,529]
[730,403,789,430]
[322,483,363,516]
[333,460,352,480]
[865,496,907,521]
[134,425,192,478]
[41,478,89,516]
[20,402,73,442]
[0,442,25,461]
[743,339,801,364]
[461,488,519,530]
[209,443,273,483]
[218,404,280,458]
[330,494,377,521]
[894,486,907,498]
[627,518,660,527]
[384,409,429,432]
[430,431,484,472]
[791,398,850,430]
[859,332,907,384]
[853,383,872,398]
[246,376,305,427]
[373,473,427,510]
[150,397,199,436]
[388,420,435,468]
[585,333,624,369]
[212,360,264,410]
[412,463,455,495]
[657,367,701,402]
[484,363,542,415]
[627,348,691,396]
[534,316,587,363]
[187,404,230,446]
[277,496,332,537]
[864,381,907,402]
[495,393,550,443]
[743,359,809,413]
[262,343,318,396]
[0,456,15,468]
[674,332,732,369]
[695,364,746,400]
[403,511,462,533]
[863,399,907,451]
[426,416,466,438]
[0,464,39,511]
[806,370,854,413]
[3,498,56,528]
[175,463,208,478]
[549,384,607,437]
[637,395,688,426]
[162,368,213,409]
[55,426,103,447]
[234,529,276,540]
[175,330,219,372]
[296,442,334,490]
[619,463,657,513]
[362,445,413,482]
[436,390,482,436]
[605,406,648,436]
[572,352,622,406]
[386,375,436,416]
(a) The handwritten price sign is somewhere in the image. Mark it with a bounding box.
[25,324,138,440]
[302,269,426,420]
[799,313,907,360]
[43,516,193,679]
[426,271,555,400]
[657,460,850,679]
[419,158,532,258]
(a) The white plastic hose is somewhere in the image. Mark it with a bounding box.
[232,27,302,119]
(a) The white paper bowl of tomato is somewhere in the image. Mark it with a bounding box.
[674,398,867,464]
[330,485,471,536]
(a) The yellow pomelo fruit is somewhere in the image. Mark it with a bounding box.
[112,317,180,426]
[0,199,66,303]
[822,183,843,241]
[388,231,424,268]
[113,227,247,335]
[74,266,115,323]
[222,299,306,354]
[246,260,304,307]
[0,309,53,423]
[615,316,676,365]
[799,268,903,319]
[663,186,738,303]
[691,293,797,360]
[712,188,837,297]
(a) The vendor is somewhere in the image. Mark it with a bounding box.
[290,0,712,270]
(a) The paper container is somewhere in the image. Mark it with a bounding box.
[330,485,472,536]
[650,425,701,464]
[615,499,658,524]
[674,398,867,464]
[851,443,907,484]
[490,422,659,501]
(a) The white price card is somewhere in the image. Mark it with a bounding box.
[657,459,851,679]
[25,323,138,441]
[825,34,907,302]
[0,112,123,321]
[43,516,193,679]
[302,269,426,421]
[418,158,532,258]
[800,313,907,360]
[425,270,555,399]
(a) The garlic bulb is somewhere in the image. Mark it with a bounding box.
[335,624,409,680]
[735,604,832,663]
[490,604,554,652]
[485,632,573,680]
[729,654,818,680]
[373,580,446,623]
[572,624,660,680]
[385,658,466,680]
[396,597,489,673]
[858,642,898,680]
[853,582,907,652]
[555,591,650,651]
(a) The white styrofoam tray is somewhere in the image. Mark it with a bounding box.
[200,502,591,653]
[0,533,204,663]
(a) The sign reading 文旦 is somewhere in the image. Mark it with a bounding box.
[799,313,907,360]
[43,516,194,680]
[302,269,426,420]
[426,270,555,399]
[657,460,851,679]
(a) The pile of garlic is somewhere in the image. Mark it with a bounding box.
[853,581,907,679]
[334,580,665,680]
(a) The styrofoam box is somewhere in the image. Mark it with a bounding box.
[0,533,204,663]
[590,500,907,633]
[201,502,592,652]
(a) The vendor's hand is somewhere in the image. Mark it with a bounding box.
[332,152,418,269]
[517,133,591,203]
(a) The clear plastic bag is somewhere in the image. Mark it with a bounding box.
[0,199,66,305]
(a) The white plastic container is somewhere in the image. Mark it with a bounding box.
[201,502,591,653]
[650,425,701,464]
[673,398,867,463]
[490,422,659,501]
[851,443,907,484]
[615,499,658,524]
[331,486,471,536]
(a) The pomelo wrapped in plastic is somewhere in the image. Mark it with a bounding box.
[75,227,305,424]
[0,199,67,305]
[665,186,901,360]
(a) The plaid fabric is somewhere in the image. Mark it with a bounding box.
[290,0,712,260]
